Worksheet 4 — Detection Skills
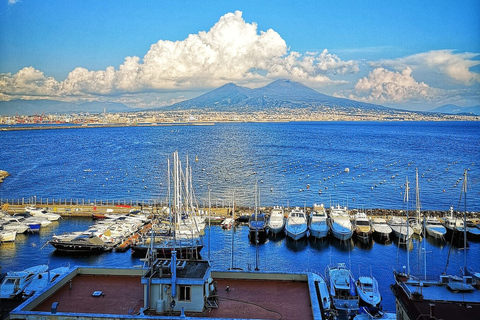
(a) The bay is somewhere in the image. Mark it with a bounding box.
[0,121,479,314]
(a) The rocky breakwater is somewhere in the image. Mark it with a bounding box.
[0,170,10,183]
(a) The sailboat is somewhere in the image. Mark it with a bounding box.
[392,170,480,319]
[409,168,422,236]
[248,181,268,244]
[131,152,203,259]
[388,177,412,242]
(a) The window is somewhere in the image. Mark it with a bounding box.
[179,285,191,302]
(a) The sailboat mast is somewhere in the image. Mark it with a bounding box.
[231,191,235,270]
[463,169,467,271]
[405,177,411,276]
[208,187,211,263]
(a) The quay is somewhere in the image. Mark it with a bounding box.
[1,199,478,220]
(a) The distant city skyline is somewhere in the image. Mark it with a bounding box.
[0,0,479,111]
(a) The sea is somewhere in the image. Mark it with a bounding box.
[1,121,479,314]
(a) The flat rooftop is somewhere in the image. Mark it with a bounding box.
[11,267,318,320]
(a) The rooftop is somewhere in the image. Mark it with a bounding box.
[10,266,319,320]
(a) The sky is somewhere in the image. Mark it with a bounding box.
[0,0,479,111]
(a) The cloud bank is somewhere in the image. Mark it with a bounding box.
[0,11,358,103]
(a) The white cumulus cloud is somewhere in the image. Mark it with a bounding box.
[372,50,480,85]
[349,67,441,103]
[0,11,358,102]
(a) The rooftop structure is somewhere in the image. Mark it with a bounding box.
[9,261,323,320]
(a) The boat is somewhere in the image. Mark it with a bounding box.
[466,220,480,241]
[391,170,480,320]
[23,266,70,297]
[444,206,467,246]
[371,218,392,242]
[355,276,381,307]
[248,211,268,243]
[267,206,285,234]
[0,265,49,299]
[424,216,446,240]
[388,217,411,242]
[312,273,331,314]
[285,207,308,240]
[48,234,114,253]
[354,211,373,244]
[308,204,329,239]
[408,168,423,236]
[0,230,17,242]
[354,308,396,320]
[325,262,359,317]
[25,206,61,221]
[131,237,204,259]
[221,217,234,230]
[328,204,353,241]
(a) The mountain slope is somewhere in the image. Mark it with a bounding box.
[429,104,480,115]
[163,79,390,111]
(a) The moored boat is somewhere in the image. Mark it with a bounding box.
[23,266,70,297]
[355,276,381,307]
[388,217,411,242]
[285,207,308,241]
[354,212,373,244]
[424,216,447,240]
[267,206,285,234]
[221,217,234,230]
[0,264,49,299]
[328,204,353,241]
[48,234,114,253]
[309,204,329,239]
[248,211,268,243]
[372,218,392,243]
[325,262,359,317]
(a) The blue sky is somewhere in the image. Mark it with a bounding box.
[1,0,479,111]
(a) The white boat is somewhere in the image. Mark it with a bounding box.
[354,308,396,320]
[23,266,70,297]
[285,207,308,240]
[355,276,381,307]
[0,230,17,242]
[372,218,392,242]
[388,217,412,241]
[2,217,30,234]
[221,217,234,230]
[328,204,353,241]
[0,265,49,299]
[354,212,373,243]
[424,216,447,240]
[325,263,359,316]
[267,206,285,234]
[308,204,329,239]
[312,273,331,313]
[25,206,61,221]
[409,168,423,236]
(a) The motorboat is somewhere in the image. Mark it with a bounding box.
[248,211,268,243]
[388,217,412,242]
[424,216,447,240]
[325,263,359,317]
[353,212,373,244]
[372,218,392,242]
[131,236,203,259]
[328,204,353,241]
[2,217,30,234]
[23,266,70,297]
[466,220,480,241]
[25,206,61,221]
[48,234,114,253]
[312,273,331,313]
[308,204,329,239]
[221,217,234,230]
[285,207,308,241]
[267,206,285,234]
[444,206,467,243]
[355,276,381,307]
[0,230,17,242]
[0,265,49,299]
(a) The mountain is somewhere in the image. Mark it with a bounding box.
[0,100,135,116]
[429,104,480,116]
[163,79,390,111]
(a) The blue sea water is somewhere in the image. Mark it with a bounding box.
[0,121,479,210]
[1,121,479,314]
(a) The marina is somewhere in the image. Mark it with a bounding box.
[1,121,479,319]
